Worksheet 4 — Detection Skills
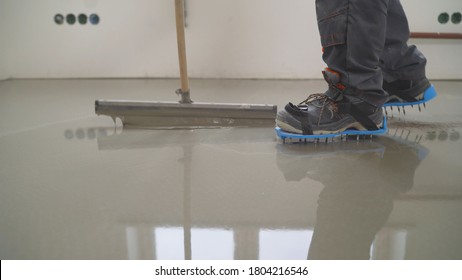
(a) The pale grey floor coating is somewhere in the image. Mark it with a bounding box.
[0,79,461,260]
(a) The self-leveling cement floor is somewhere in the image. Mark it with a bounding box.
[1,79,461,259]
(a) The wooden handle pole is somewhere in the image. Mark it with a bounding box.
[175,0,192,103]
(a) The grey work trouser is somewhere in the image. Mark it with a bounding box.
[316,0,427,106]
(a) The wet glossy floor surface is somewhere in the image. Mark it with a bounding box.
[1,79,461,260]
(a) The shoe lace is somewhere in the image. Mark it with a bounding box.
[298,94,338,126]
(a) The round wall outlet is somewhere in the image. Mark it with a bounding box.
[66,14,76,25]
[452,12,461,24]
[78,14,88,24]
[89,14,100,25]
[54,14,64,25]
[438,12,450,24]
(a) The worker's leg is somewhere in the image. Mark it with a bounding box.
[276,0,389,136]
[318,0,390,107]
[380,0,431,102]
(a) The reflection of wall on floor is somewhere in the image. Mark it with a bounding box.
[125,226,314,260]
[123,202,459,260]
[371,227,408,260]
[124,219,450,260]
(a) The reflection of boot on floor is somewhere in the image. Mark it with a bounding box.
[375,135,429,193]
[276,135,428,259]
[276,141,385,182]
[310,137,427,259]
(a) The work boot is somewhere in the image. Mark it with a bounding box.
[383,77,431,103]
[276,69,384,135]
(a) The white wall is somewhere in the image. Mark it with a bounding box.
[0,2,8,80]
[1,0,461,80]
[0,0,322,79]
[403,0,462,80]
[1,0,179,79]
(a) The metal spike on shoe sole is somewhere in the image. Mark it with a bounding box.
[275,117,387,144]
[383,85,436,111]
